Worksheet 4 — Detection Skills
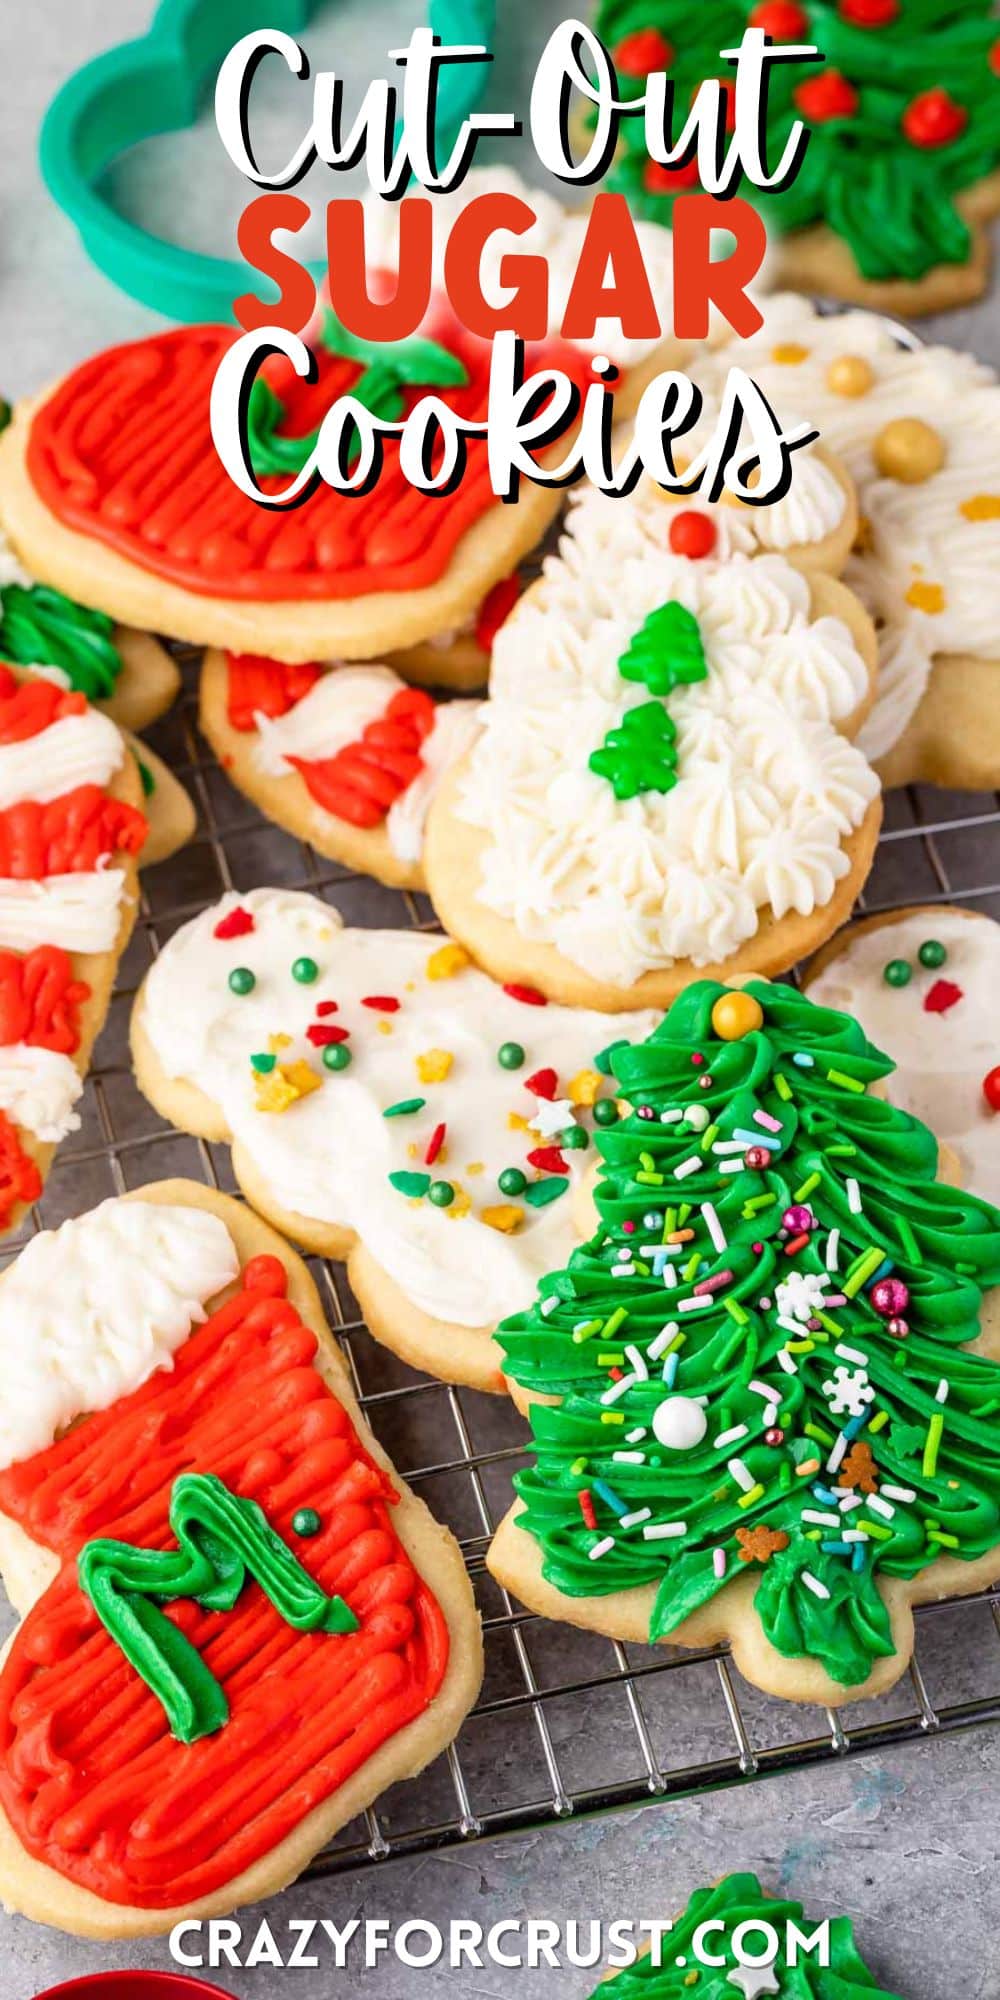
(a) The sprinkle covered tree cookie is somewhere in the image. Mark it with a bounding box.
[597,0,1000,314]
[590,1873,904,1998]
[130,888,658,1392]
[489,978,1000,1707]
[693,297,1000,789]
[806,905,1000,1207]
[0,1181,481,1937]
[424,471,881,1011]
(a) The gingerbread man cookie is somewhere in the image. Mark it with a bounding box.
[806,905,1000,1206]
[596,1,1000,314]
[130,887,658,1392]
[693,297,1000,789]
[0,1182,481,1937]
[424,472,881,1010]
[489,978,1000,1708]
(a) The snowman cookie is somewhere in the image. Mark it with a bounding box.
[0,1182,480,1937]
[424,470,882,1011]
[806,905,1000,1207]
[130,887,657,1392]
[693,297,1000,789]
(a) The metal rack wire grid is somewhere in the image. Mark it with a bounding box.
[4,650,1000,1881]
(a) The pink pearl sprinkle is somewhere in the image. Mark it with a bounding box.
[691,1052,705,1067]
[622,1220,636,1234]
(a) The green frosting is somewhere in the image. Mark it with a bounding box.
[592,1872,903,1997]
[498,980,1000,1688]
[595,1,1000,282]
[79,1472,359,1743]
[590,600,709,798]
[0,582,122,700]
[248,313,469,477]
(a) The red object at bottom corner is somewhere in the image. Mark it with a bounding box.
[34,1972,237,2000]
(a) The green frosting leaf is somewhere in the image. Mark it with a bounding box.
[248,315,470,478]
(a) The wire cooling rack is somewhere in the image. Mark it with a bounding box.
[7,653,1000,1878]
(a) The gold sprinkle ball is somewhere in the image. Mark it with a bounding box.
[826,354,874,398]
[873,417,945,484]
[711,991,765,1041]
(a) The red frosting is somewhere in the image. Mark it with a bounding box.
[289,686,437,827]
[0,1111,42,1224]
[27,321,594,604]
[226,654,323,731]
[0,670,87,743]
[0,786,147,878]
[0,1251,449,1908]
[0,945,89,1053]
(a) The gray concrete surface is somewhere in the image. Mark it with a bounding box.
[1,4,999,1996]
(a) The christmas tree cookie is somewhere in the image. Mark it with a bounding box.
[691,297,1000,789]
[489,979,1000,1706]
[425,473,881,1010]
[596,1,1000,313]
[130,887,657,1392]
[806,905,1000,1207]
[0,1183,481,1937]
[591,1874,904,1997]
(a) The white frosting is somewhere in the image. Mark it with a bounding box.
[251,665,478,865]
[362,166,676,366]
[0,871,128,953]
[140,887,657,1329]
[0,1044,82,1142]
[808,910,1000,1208]
[0,1199,239,1469]
[695,297,1000,759]
[458,497,879,987]
[0,708,124,811]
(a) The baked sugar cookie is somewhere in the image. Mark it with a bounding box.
[591,1874,902,1998]
[0,520,178,732]
[128,736,197,869]
[200,652,478,890]
[425,477,881,1010]
[694,297,1000,788]
[0,1181,481,1937]
[806,905,1000,1207]
[489,978,1000,1707]
[597,1,1000,313]
[130,887,657,1392]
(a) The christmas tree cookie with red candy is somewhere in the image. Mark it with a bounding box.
[692,296,1000,790]
[130,887,658,1392]
[806,905,1000,1208]
[598,0,1000,314]
[199,654,480,890]
[424,467,881,1012]
[0,663,157,1235]
[0,1181,480,1937]
[489,978,1000,1707]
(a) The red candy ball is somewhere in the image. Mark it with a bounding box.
[764,1426,785,1447]
[668,510,718,559]
[750,2,809,37]
[983,1065,1000,1112]
[782,1204,814,1234]
[991,41,1000,77]
[902,88,968,149]
[871,1277,910,1318]
[744,1146,771,1170]
[839,0,898,21]
[794,71,859,121]
[615,28,674,77]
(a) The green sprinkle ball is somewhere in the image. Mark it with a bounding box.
[498,1166,527,1196]
[292,1508,322,1537]
[250,1052,276,1074]
[322,1042,352,1071]
[883,959,912,988]
[428,1180,455,1207]
[561,1126,589,1150]
[592,1098,618,1126]
[292,956,319,984]
[498,1041,525,1070]
[918,938,947,969]
[228,966,256,996]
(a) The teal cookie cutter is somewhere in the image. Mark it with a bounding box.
[40,0,496,325]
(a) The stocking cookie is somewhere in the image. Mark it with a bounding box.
[130,887,657,1392]
[0,1182,481,1937]
[806,905,1000,1206]
[693,297,1000,788]
[596,1,1000,314]
[0,664,153,1232]
[199,654,478,890]
[591,1874,903,1998]
[489,978,1000,1707]
[424,475,881,1010]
